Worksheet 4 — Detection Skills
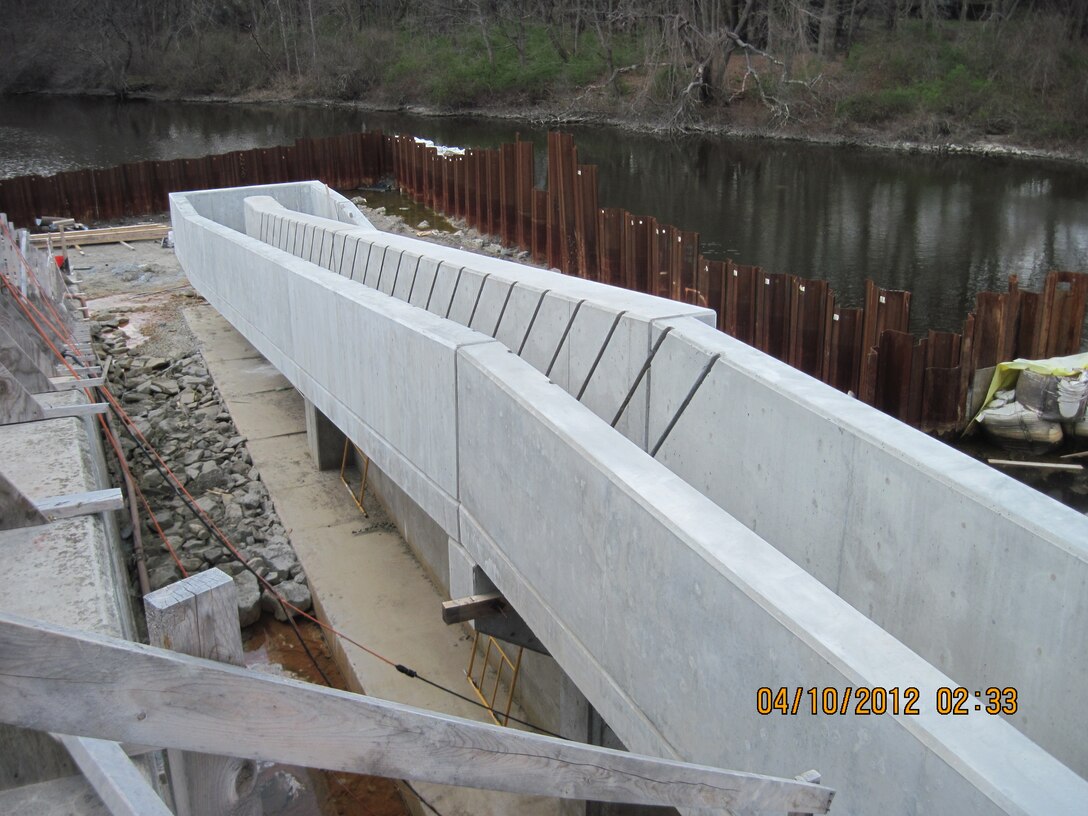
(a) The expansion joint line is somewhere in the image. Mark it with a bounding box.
[491,282,517,339]
[466,273,491,330]
[649,353,721,458]
[517,289,552,356]
[610,326,673,429]
[576,310,627,401]
[545,299,586,379]
[404,255,423,303]
[444,266,466,319]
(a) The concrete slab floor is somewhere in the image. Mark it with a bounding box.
[184,305,561,816]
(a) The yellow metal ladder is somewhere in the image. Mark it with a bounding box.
[339,438,370,517]
[466,630,523,727]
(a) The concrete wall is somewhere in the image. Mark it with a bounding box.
[241,195,716,450]
[454,342,1084,816]
[641,316,1088,777]
[172,184,1088,815]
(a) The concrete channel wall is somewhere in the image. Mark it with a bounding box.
[241,191,1088,780]
[171,182,1088,815]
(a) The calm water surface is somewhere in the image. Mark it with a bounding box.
[2,95,1086,334]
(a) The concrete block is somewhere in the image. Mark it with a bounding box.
[447,268,487,327]
[409,257,441,309]
[304,398,345,471]
[572,312,655,451]
[346,237,372,282]
[363,243,386,288]
[492,284,545,351]
[448,538,479,602]
[299,222,317,263]
[454,341,1087,816]
[425,261,463,319]
[377,247,404,295]
[317,226,336,269]
[393,252,422,302]
[516,292,575,383]
[645,328,716,454]
[467,276,514,337]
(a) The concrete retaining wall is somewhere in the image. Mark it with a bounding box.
[241,195,716,450]
[171,184,1088,814]
[642,316,1088,777]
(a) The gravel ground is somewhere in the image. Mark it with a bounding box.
[76,199,532,626]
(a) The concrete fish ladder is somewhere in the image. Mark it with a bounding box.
[171,181,1088,815]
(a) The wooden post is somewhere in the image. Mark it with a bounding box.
[144,569,262,816]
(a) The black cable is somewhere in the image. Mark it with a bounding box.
[394,664,566,740]
[104,385,568,743]
[103,389,333,686]
[403,781,444,816]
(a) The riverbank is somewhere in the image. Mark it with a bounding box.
[23,86,1088,169]
[5,7,1085,164]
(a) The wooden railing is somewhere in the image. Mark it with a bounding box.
[0,571,835,815]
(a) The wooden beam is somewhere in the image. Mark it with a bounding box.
[55,735,173,816]
[29,225,168,248]
[442,591,506,624]
[0,611,833,813]
[987,459,1084,472]
[49,375,106,389]
[0,470,48,530]
[35,488,124,521]
[144,570,258,816]
[40,401,110,419]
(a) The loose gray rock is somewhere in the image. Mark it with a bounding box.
[260,581,312,622]
[234,571,262,627]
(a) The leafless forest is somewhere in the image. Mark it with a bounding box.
[3,1,1086,143]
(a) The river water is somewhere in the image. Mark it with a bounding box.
[2,95,1086,334]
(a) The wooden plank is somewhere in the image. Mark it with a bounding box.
[28,225,168,248]
[40,401,110,419]
[49,374,106,389]
[0,611,833,814]
[55,735,172,816]
[442,592,506,624]
[35,488,123,521]
[0,470,48,530]
[144,569,256,816]
[988,459,1083,472]
[0,361,46,424]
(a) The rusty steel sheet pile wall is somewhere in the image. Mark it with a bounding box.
[390,131,1088,435]
[0,131,388,227]
[5,127,1086,433]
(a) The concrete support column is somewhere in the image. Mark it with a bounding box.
[303,398,345,471]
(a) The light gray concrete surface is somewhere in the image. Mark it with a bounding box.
[0,774,110,815]
[647,316,1088,778]
[241,193,713,452]
[0,395,142,806]
[172,183,1088,815]
[454,340,1086,816]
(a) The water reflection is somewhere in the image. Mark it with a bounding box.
[1,95,1085,333]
